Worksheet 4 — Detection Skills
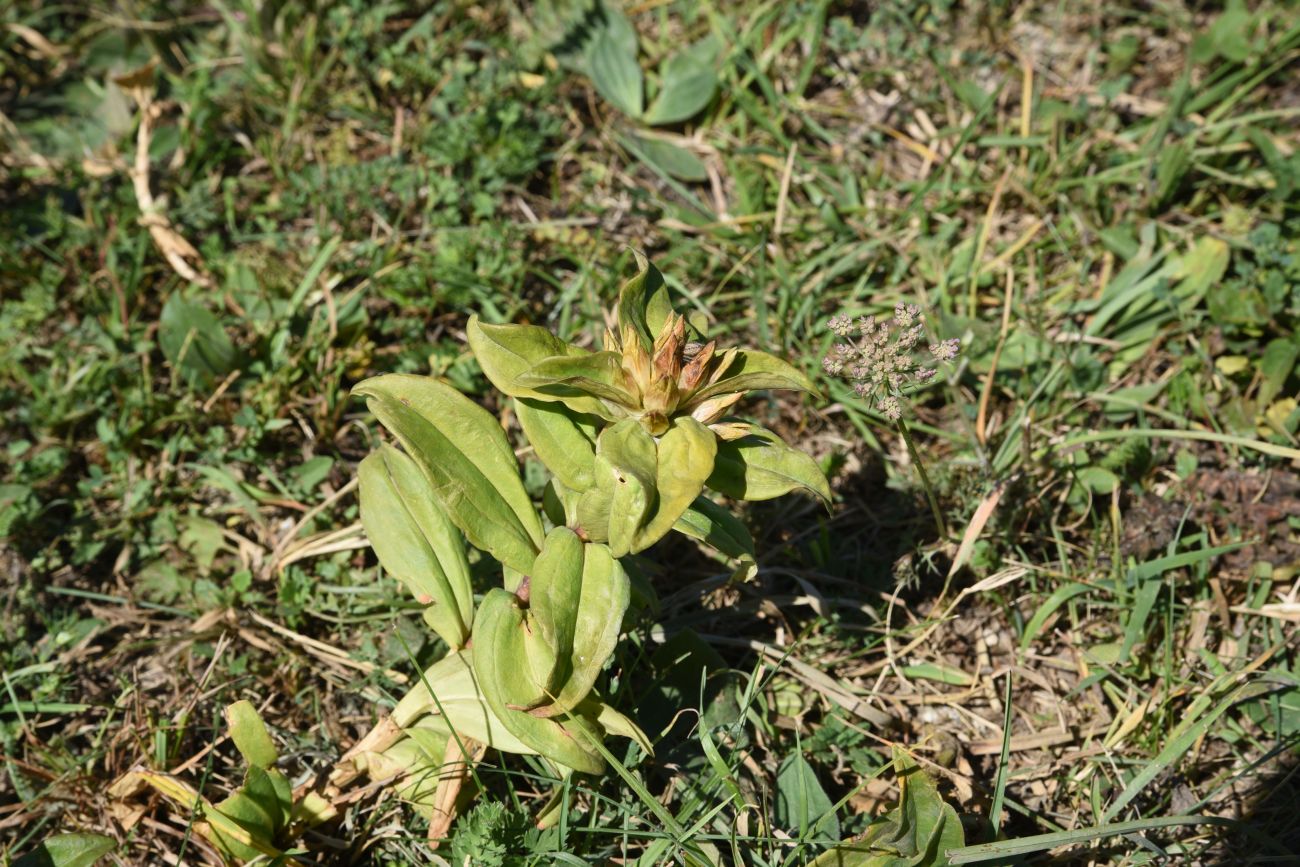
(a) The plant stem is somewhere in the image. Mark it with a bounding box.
[897,418,948,541]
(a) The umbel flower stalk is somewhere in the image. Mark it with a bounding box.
[822,303,961,540]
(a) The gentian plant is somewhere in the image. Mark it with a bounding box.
[332,256,832,833]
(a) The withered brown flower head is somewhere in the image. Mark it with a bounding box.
[605,312,743,435]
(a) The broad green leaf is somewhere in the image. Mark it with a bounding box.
[514,398,598,490]
[528,527,586,669]
[472,589,605,773]
[371,737,444,818]
[225,700,278,769]
[633,417,717,551]
[12,834,116,867]
[467,316,610,418]
[811,747,963,865]
[708,423,831,504]
[391,651,534,755]
[644,37,720,125]
[359,444,473,648]
[539,542,630,716]
[514,352,638,407]
[775,753,840,842]
[158,294,237,388]
[1076,465,1119,494]
[690,349,818,403]
[618,253,674,349]
[129,772,284,863]
[211,765,290,861]
[673,496,755,578]
[629,134,709,181]
[585,18,643,117]
[353,374,543,574]
[579,420,657,556]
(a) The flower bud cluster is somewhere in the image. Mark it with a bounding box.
[822,303,959,420]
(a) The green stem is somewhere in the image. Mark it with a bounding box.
[897,418,948,541]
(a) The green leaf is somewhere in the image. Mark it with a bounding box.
[634,417,717,551]
[467,316,610,418]
[812,746,963,866]
[514,352,638,408]
[618,253,674,349]
[644,37,719,125]
[587,698,654,756]
[539,542,630,716]
[391,651,534,755]
[1076,465,1119,494]
[1152,139,1192,210]
[673,496,755,563]
[775,753,840,842]
[708,423,831,504]
[1258,337,1299,406]
[211,765,290,861]
[690,349,818,403]
[585,18,643,116]
[1170,237,1230,305]
[353,374,543,574]
[12,834,116,867]
[514,398,599,491]
[225,700,278,769]
[578,420,658,556]
[359,444,474,649]
[528,527,587,668]
[472,589,605,773]
[629,134,709,182]
[158,294,237,388]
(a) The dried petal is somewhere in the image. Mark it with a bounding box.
[679,340,717,392]
[690,391,744,425]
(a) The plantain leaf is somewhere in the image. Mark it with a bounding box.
[633,417,717,551]
[585,18,643,117]
[643,37,720,125]
[158,294,237,389]
[629,133,709,181]
[810,746,964,866]
[618,252,674,349]
[708,423,831,505]
[467,316,610,418]
[514,398,599,491]
[353,374,543,575]
[13,834,116,867]
[514,352,638,408]
[359,444,473,648]
[472,589,605,773]
[691,349,818,404]
[225,700,278,769]
[775,753,839,842]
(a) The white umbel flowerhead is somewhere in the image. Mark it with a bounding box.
[823,303,960,420]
